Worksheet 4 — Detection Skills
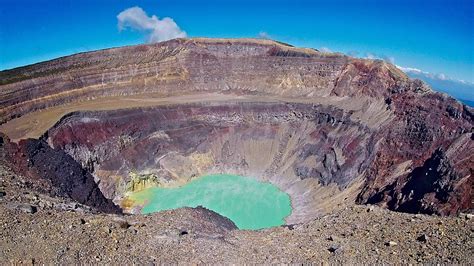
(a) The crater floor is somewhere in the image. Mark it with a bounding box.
[1,162,472,264]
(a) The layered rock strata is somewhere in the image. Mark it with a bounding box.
[0,38,472,220]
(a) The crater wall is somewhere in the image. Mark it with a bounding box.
[1,38,472,219]
[44,103,371,223]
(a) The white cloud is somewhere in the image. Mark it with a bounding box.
[258,31,271,39]
[385,56,395,64]
[436,73,447,80]
[347,51,359,57]
[320,47,332,53]
[364,53,395,64]
[396,64,474,101]
[366,53,376,60]
[396,65,425,74]
[117,6,186,43]
[395,65,466,84]
[396,64,440,80]
[348,51,395,64]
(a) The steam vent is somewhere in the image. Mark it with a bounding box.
[1,38,473,263]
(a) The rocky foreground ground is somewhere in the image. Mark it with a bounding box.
[1,162,472,264]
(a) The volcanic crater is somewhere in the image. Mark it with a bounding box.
[1,38,472,230]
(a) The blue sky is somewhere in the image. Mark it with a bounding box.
[0,0,473,100]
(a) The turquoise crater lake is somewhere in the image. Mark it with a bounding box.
[127,174,292,230]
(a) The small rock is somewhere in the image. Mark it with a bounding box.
[283,224,295,230]
[0,191,6,198]
[385,241,398,247]
[128,227,138,235]
[464,213,473,220]
[17,204,37,214]
[417,234,429,243]
[113,217,131,229]
[118,221,131,229]
[367,205,376,212]
[328,244,343,254]
[102,226,111,234]
[327,235,338,241]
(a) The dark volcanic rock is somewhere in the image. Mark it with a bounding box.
[191,206,237,231]
[2,134,121,214]
[366,148,472,215]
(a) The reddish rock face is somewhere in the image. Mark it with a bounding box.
[358,92,473,215]
[0,38,472,217]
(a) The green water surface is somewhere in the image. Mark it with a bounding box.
[128,174,292,230]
